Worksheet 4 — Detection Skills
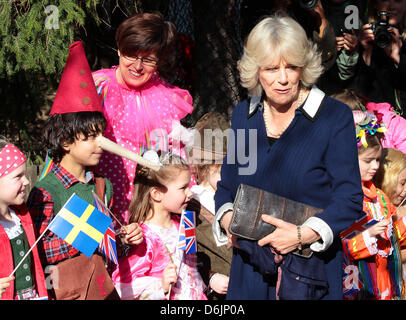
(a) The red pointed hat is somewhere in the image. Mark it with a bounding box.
[50,41,102,115]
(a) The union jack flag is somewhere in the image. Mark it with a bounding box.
[178,210,196,254]
[340,213,379,240]
[92,191,118,264]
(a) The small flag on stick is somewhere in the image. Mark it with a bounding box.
[8,193,111,278]
[49,193,112,258]
[92,191,118,264]
[178,210,196,254]
[340,213,379,239]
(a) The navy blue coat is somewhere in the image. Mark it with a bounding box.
[214,87,363,300]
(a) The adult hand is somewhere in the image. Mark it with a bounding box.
[359,23,375,66]
[384,26,403,64]
[209,273,229,295]
[257,215,320,254]
[120,222,143,245]
[336,35,345,51]
[0,276,14,298]
[343,30,359,52]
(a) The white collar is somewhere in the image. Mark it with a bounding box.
[0,208,23,239]
[248,85,326,121]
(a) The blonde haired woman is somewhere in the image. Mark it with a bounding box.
[214,14,363,300]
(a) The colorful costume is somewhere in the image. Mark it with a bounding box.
[0,204,48,300]
[111,214,207,300]
[28,162,119,300]
[366,102,406,154]
[93,67,194,225]
[27,41,119,300]
[343,181,406,300]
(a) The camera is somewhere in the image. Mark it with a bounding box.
[339,28,351,36]
[297,0,318,10]
[370,11,392,49]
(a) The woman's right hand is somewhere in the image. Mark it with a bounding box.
[384,26,403,64]
[0,276,14,298]
[368,219,390,238]
[162,263,178,294]
[359,23,374,66]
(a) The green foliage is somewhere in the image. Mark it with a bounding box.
[0,0,106,162]
[0,0,148,162]
[0,0,91,76]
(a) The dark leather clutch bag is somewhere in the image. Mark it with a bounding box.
[228,184,323,257]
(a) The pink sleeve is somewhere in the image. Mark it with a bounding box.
[386,114,406,154]
[111,224,170,300]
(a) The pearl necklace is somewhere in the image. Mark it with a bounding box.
[263,88,308,138]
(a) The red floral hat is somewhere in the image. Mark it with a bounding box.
[50,41,102,115]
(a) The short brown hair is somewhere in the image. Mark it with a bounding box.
[115,12,177,81]
[358,134,383,154]
[42,111,106,163]
[331,89,368,111]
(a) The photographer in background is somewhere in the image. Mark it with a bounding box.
[353,0,406,117]
[318,0,365,95]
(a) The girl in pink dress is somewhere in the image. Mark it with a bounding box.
[92,13,194,225]
[112,151,207,300]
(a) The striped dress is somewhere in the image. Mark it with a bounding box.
[343,181,406,300]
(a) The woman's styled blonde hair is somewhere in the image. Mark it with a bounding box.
[374,148,406,202]
[238,14,323,97]
[128,151,190,224]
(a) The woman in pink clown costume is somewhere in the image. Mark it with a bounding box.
[112,150,206,300]
[92,12,193,225]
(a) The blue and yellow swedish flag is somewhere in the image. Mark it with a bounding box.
[49,193,112,258]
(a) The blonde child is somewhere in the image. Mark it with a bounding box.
[374,148,406,211]
[111,150,207,300]
[0,139,47,300]
[373,148,406,289]
[343,111,406,299]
